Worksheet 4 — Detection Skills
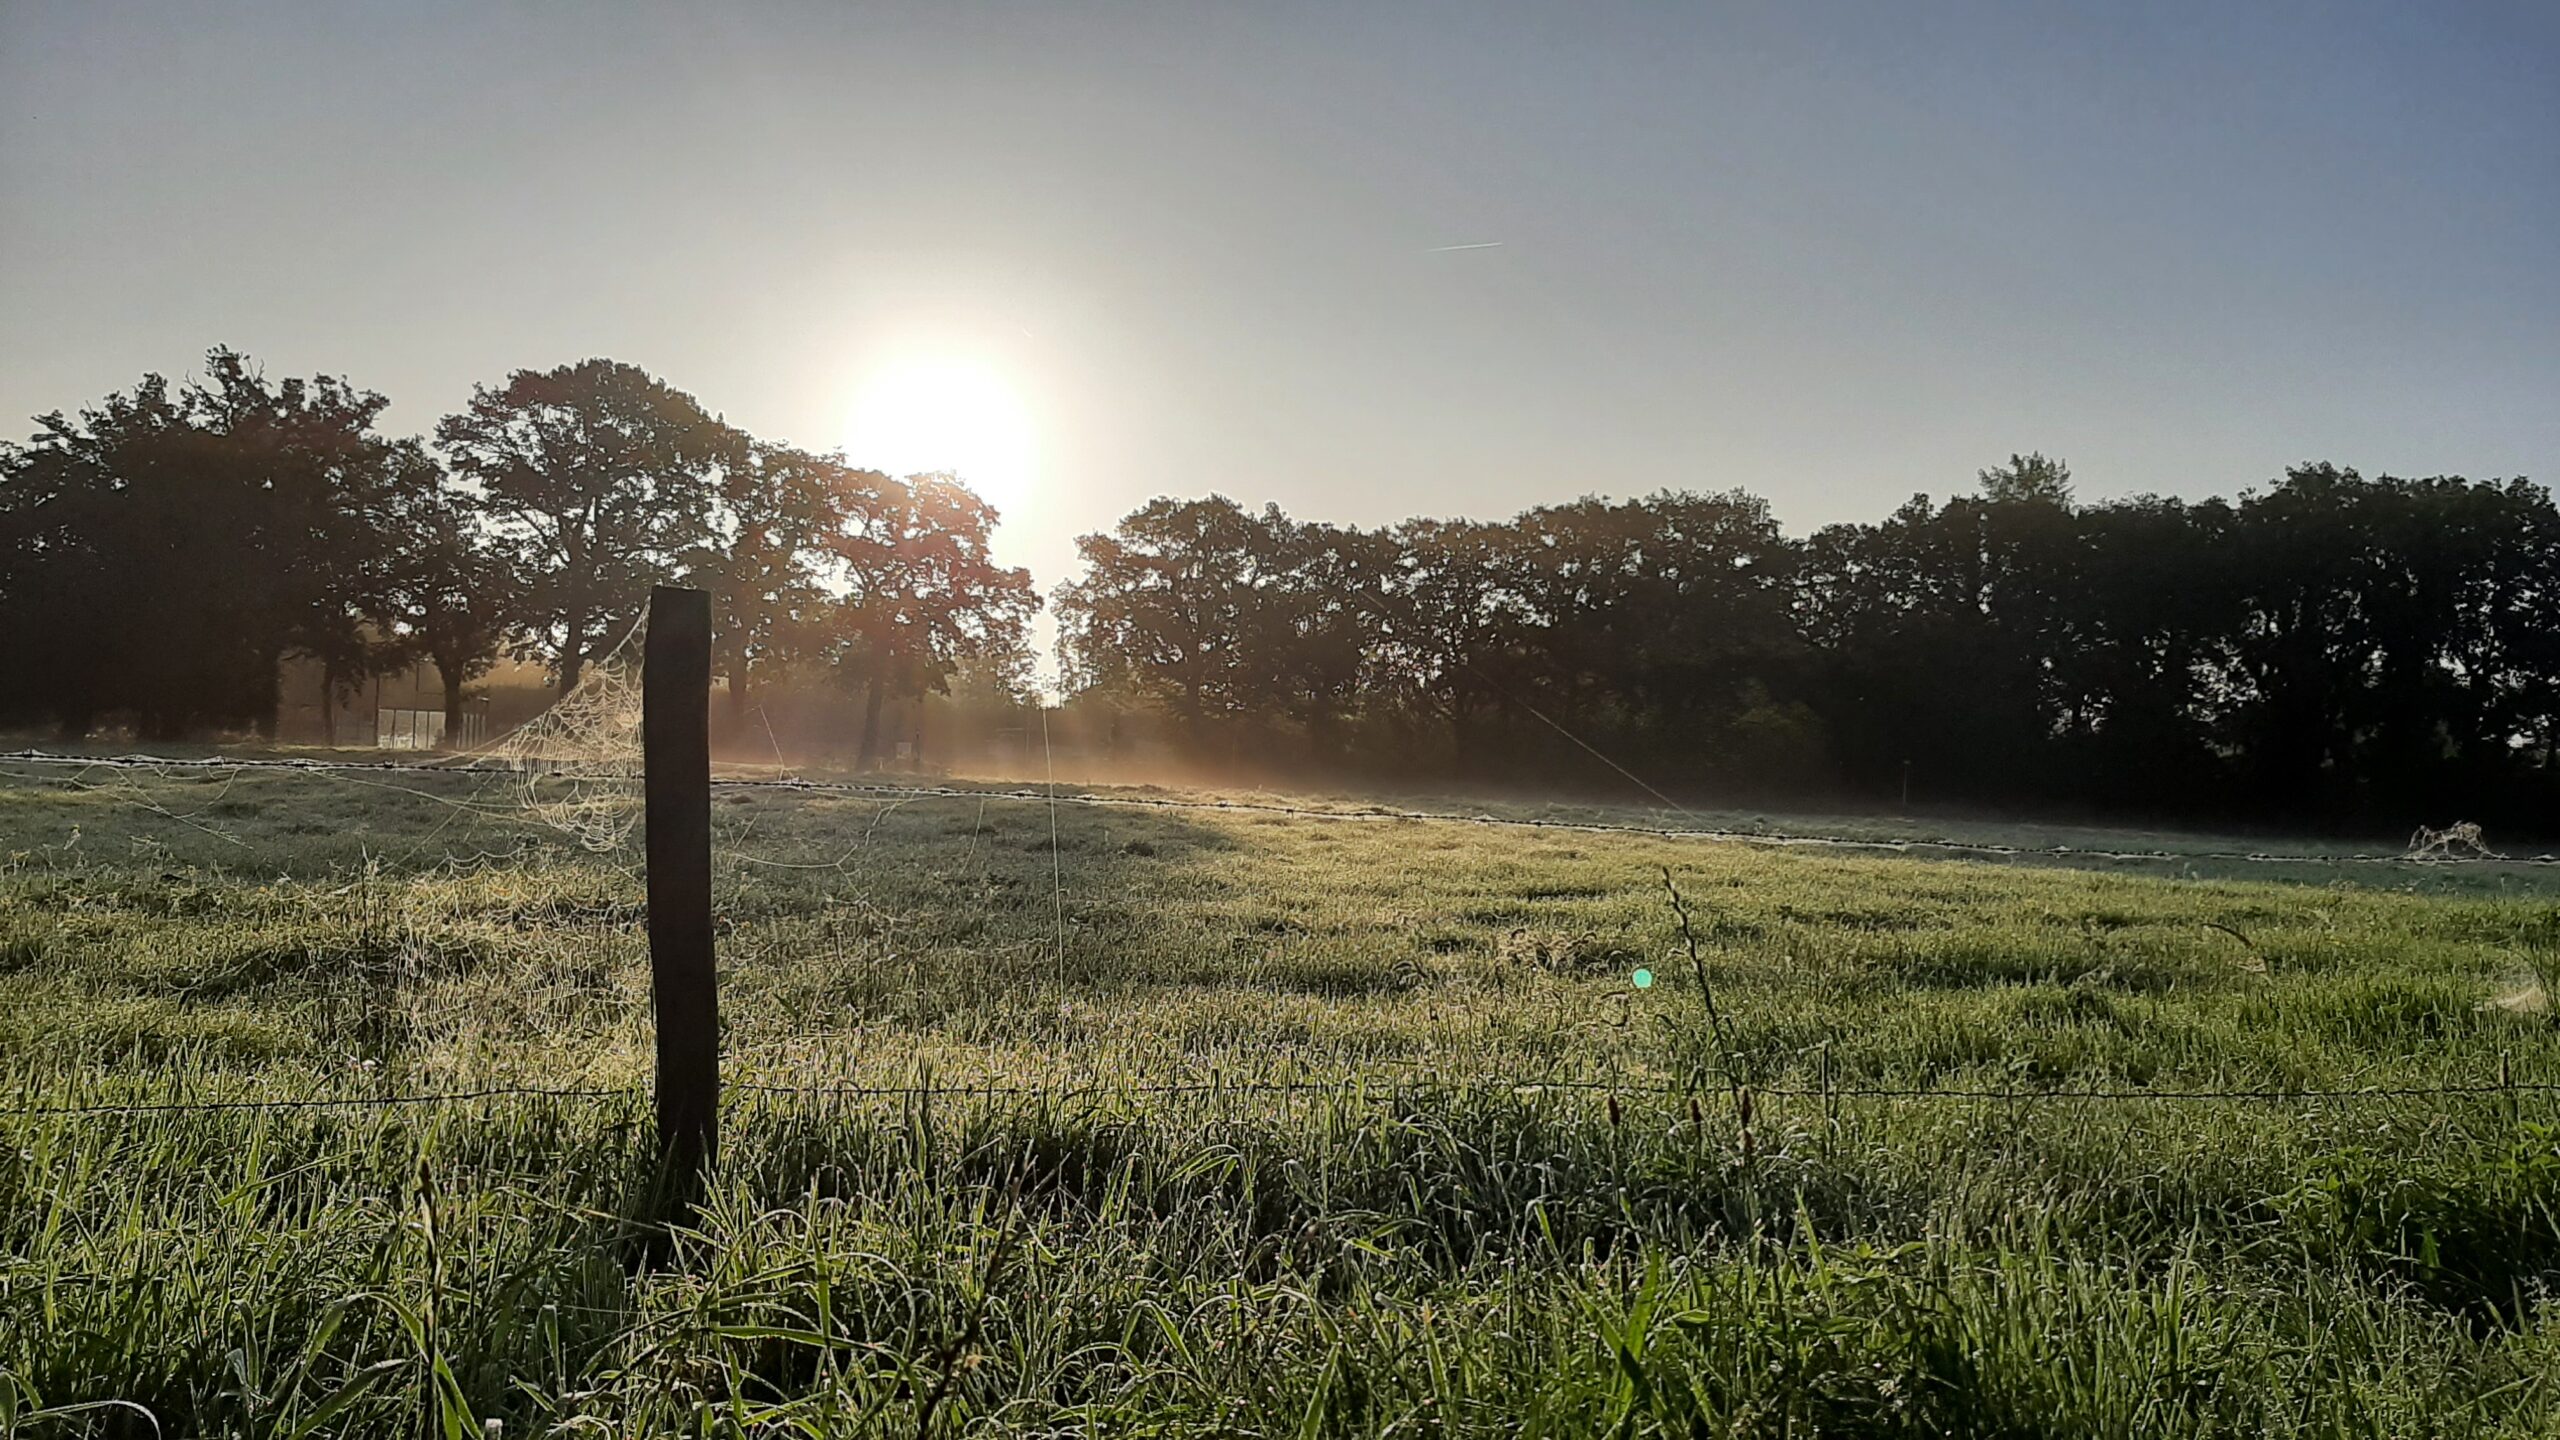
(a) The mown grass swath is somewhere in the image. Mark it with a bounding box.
[2,758,2558,1434]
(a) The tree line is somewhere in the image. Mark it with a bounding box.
[1057,455,2560,831]
[7,349,2551,831]
[0,349,1035,767]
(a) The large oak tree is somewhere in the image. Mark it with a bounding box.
[436,360,741,694]
[825,472,1037,768]
[377,441,517,736]
[0,349,404,739]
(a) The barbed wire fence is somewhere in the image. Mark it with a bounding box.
[10,1075,2559,1122]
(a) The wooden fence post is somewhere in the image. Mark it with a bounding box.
[645,585,718,1199]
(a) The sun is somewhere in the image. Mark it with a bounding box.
[843,356,1036,520]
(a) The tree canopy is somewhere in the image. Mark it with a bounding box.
[826,472,1037,768]
[6,347,2553,833]
[0,350,404,738]
[0,350,1044,756]
[1056,467,2560,831]
[434,359,743,694]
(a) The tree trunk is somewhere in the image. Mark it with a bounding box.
[320,659,339,748]
[1307,700,1340,767]
[558,609,588,696]
[857,680,887,771]
[441,666,467,743]
[1446,685,1475,777]
[712,655,751,756]
[253,652,282,741]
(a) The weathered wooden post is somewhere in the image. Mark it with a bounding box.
[645,585,717,1199]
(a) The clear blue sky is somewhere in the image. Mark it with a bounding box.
[4,0,2553,603]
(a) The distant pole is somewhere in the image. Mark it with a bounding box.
[645,585,718,1199]
[1899,759,1912,812]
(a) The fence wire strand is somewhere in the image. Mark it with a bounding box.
[8,1075,2557,1120]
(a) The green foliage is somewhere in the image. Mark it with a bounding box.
[822,472,1039,766]
[1048,462,2560,827]
[378,439,519,725]
[434,358,744,693]
[12,344,2560,829]
[0,350,409,738]
[1,353,1045,757]
[1978,450,2075,506]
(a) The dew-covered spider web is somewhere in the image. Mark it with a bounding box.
[467,615,648,852]
[2405,821,2496,862]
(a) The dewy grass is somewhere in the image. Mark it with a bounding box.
[2,762,2558,1434]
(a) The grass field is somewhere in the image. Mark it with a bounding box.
[3,753,2559,1436]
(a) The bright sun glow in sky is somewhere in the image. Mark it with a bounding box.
[843,356,1037,523]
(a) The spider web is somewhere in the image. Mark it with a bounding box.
[468,616,648,851]
[2405,821,2495,862]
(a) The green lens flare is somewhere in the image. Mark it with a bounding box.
[1631,968,1653,989]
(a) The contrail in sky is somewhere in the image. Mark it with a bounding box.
[1424,241,1504,252]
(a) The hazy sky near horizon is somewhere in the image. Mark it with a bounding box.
[5,0,2555,602]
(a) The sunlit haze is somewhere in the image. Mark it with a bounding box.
[844,353,1039,523]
